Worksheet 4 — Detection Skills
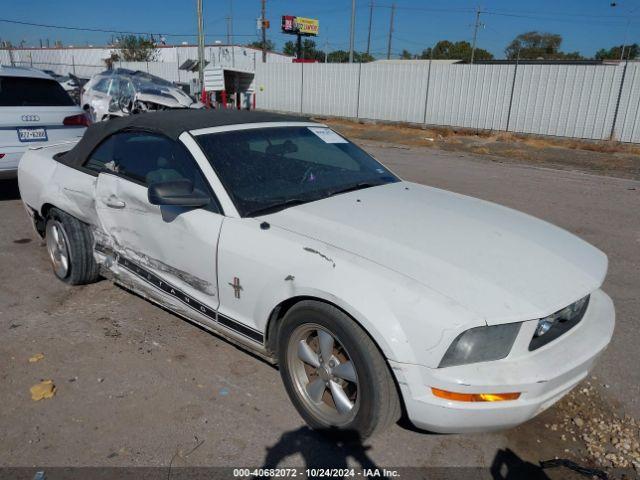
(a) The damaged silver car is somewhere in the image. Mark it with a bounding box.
[81,68,202,122]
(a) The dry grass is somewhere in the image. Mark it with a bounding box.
[319,117,640,180]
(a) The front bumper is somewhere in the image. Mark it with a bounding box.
[392,288,615,433]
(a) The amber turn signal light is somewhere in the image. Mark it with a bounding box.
[431,387,520,402]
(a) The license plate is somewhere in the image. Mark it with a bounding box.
[17,127,48,142]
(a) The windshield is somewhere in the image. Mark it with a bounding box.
[195,126,399,216]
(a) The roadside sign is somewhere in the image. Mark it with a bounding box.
[281,15,319,36]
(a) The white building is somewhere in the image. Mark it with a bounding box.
[0,44,293,82]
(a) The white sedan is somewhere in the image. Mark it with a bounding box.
[18,110,615,437]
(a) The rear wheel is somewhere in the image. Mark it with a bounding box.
[278,301,401,438]
[45,208,100,285]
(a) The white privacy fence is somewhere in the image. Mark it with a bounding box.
[255,62,640,143]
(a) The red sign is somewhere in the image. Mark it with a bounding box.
[281,15,296,33]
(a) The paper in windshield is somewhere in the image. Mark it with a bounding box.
[307,127,348,144]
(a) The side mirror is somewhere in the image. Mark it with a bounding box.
[148,179,210,207]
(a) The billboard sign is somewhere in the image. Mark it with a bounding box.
[281,15,319,36]
[295,17,319,36]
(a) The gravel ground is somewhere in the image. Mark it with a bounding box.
[0,143,638,477]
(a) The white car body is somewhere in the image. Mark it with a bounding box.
[17,114,615,433]
[0,66,87,179]
[81,69,201,122]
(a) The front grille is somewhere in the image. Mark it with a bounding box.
[528,295,590,351]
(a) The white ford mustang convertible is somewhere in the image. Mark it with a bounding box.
[18,110,615,437]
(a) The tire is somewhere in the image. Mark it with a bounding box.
[45,208,100,285]
[277,300,401,438]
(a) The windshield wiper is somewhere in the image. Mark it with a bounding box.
[327,182,379,198]
[246,198,311,217]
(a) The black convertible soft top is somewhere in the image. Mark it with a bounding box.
[58,109,310,168]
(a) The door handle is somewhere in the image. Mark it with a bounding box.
[104,196,126,209]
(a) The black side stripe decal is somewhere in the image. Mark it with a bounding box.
[114,254,264,344]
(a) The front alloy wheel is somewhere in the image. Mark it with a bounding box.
[278,300,401,438]
[287,324,360,426]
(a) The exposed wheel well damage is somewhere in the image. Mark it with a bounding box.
[41,203,55,218]
[25,204,51,237]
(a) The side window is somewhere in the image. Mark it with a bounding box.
[84,135,116,173]
[91,78,110,93]
[84,132,219,212]
[113,133,218,211]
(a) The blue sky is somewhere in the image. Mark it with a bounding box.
[1,0,638,58]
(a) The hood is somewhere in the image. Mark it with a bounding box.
[265,182,607,325]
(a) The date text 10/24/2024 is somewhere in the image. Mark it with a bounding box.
[233,468,400,477]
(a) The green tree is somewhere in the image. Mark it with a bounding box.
[357,52,375,63]
[113,35,158,62]
[419,40,493,62]
[247,39,275,51]
[302,39,325,61]
[283,40,297,56]
[505,31,583,60]
[400,49,413,59]
[327,50,349,62]
[282,39,325,61]
[326,50,375,63]
[595,43,639,60]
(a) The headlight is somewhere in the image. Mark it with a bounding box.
[438,322,522,368]
[530,295,590,350]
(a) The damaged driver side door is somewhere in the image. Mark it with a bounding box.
[91,132,223,326]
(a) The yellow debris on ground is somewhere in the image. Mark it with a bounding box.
[30,380,56,401]
[28,353,44,363]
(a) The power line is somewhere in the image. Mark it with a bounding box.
[482,10,638,25]
[0,17,188,37]
[482,7,640,19]
[0,17,259,39]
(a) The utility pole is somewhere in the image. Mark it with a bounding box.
[348,0,356,63]
[261,0,267,62]
[324,37,329,63]
[366,1,374,56]
[386,2,395,60]
[611,4,637,60]
[226,0,234,45]
[620,17,631,60]
[470,6,482,64]
[196,0,205,96]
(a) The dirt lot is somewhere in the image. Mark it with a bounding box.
[325,118,640,180]
[1,142,639,477]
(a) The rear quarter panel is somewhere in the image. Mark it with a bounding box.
[18,143,97,225]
